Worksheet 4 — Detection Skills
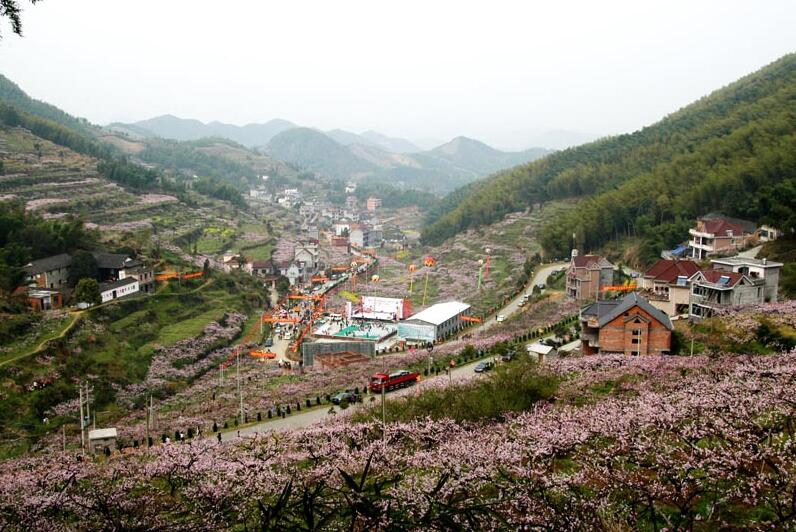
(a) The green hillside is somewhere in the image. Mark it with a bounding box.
[422,54,796,263]
[266,127,378,177]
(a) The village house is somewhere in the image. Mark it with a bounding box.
[709,256,783,303]
[294,241,320,272]
[579,292,673,356]
[345,196,358,209]
[24,253,71,289]
[639,258,702,316]
[244,259,277,277]
[688,270,765,319]
[14,287,63,311]
[565,250,614,303]
[688,215,756,260]
[757,225,780,242]
[348,224,383,249]
[366,197,382,211]
[93,252,154,293]
[100,277,140,303]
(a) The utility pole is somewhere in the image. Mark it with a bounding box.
[237,351,244,422]
[381,384,386,438]
[78,384,85,450]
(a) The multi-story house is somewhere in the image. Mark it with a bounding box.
[688,215,755,260]
[366,197,382,211]
[349,225,383,249]
[24,253,72,289]
[688,269,766,319]
[94,252,155,293]
[708,256,783,303]
[579,292,673,356]
[639,259,702,316]
[294,241,319,272]
[565,250,614,303]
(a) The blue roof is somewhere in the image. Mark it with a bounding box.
[671,245,688,255]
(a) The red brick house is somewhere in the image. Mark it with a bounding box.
[579,292,673,356]
[565,251,614,302]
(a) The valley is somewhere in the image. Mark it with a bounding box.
[0,8,794,527]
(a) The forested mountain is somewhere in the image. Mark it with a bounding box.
[422,54,796,263]
[0,78,259,206]
[0,75,93,135]
[266,127,378,177]
[264,128,550,194]
[110,115,297,147]
[360,130,420,153]
[425,136,551,176]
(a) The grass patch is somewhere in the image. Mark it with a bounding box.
[154,308,229,346]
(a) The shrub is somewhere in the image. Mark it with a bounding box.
[356,355,558,424]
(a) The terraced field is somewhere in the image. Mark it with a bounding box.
[0,127,275,260]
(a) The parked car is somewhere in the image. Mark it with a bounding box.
[264,336,274,347]
[331,391,360,405]
[518,300,526,307]
[496,315,506,322]
[501,351,516,362]
[474,361,493,373]
[283,332,293,341]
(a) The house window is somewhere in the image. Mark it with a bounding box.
[631,338,640,344]
[632,329,641,336]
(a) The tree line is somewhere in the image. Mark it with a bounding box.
[421,53,796,265]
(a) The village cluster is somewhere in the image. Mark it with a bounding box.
[567,213,782,357]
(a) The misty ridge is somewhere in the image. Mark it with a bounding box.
[109,114,566,194]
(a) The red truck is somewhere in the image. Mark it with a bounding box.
[369,370,420,393]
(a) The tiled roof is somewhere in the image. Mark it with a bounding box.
[100,277,138,292]
[572,255,613,269]
[597,293,674,330]
[24,253,72,275]
[92,252,141,270]
[644,259,702,283]
[696,269,744,287]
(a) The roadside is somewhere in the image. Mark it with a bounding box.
[469,261,566,335]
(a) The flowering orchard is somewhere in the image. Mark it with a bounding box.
[2,350,795,529]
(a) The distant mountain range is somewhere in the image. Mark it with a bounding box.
[108,115,297,147]
[264,128,552,194]
[112,115,553,194]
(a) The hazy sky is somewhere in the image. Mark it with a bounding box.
[0,0,794,150]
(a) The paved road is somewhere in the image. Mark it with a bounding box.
[738,245,762,258]
[470,261,567,335]
[220,354,495,441]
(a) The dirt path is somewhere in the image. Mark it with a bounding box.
[0,312,82,368]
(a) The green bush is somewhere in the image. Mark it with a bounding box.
[356,355,558,423]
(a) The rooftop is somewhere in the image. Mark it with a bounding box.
[572,254,613,269]
[92,252,142,270]
[710,256,784,268]
[581,292,673,330]
[100,277,138,292]
[405,301,471,326]
[88,427,118,440]
[644,259,702,283]
[24,253,72,275]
